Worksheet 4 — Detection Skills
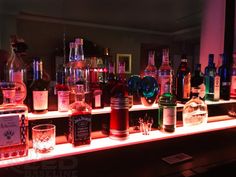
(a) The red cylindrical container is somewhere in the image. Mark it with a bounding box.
[110,97,129,140]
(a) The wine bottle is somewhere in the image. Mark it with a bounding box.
[219,53,231,100]
[176,55,191,103]
[30,58,49,114]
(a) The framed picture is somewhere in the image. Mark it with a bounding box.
[116,53,132,73]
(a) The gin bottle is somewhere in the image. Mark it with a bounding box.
[183,87,208,127]
[0,82,28,160]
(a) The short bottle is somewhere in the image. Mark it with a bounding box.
[30,58,49,114]
[0,82,28,160]
[183,87,208,127]
[158,48,173,96]
[69,84,92,146]
[219,53,231,100]
[191,64,205,100]
[158,82,177,132]
[176,55,191,103]
[230,53,236,98]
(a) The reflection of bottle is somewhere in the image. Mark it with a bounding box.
[158,82,177,132]
[183,87,208,127]
[0,82,28,160]
[30,58,49,114]
[69,84,92,146]
[158,48,173,95]
[219,54,231,100]
[191,64,205,100]
[230,53,236,98]
[176,55,191,103]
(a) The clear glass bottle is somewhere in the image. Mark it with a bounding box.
[176,55,191,103]
[158,82,177,132]
[158,48,173,95]
[230,53,236,98]
[183,87,208,127]
[0,82,28,160]
[6,37,27,104]
[69,84,92,146]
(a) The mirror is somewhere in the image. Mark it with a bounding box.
[0,0,204,78]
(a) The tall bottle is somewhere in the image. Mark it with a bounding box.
[69,42,75,62]
[158,48,173,96]
[6,36,27,104]
[183,87,208,126]
[191,64,205,100]
[219,53,231,100]
[110,61,129,140]
[69,84,92,146]
[144,50,158,79]
[204,54,220,101]
[0,82,28,160]
[230,53,236,98]
[74,38,84,61]
[30,58,49,114]
[158,82,177,132]
[176,55,191,103]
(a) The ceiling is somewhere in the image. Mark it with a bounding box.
[0,0,204,34]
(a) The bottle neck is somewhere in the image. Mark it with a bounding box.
[162,49,169,65]
[69,42,75,62]
[118,62,126,81]
[2,89,16,104]
[33,59,43,80]
[148,51,155,65]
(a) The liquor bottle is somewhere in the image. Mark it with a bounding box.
[219,53,231,100]
[56,67,70,112]
[144,50,158,79]
[158,48,173,95]
[204,54,220,101]
[69,42,75,62]
[74,38,84,61]
[0,82,28,160]
[90,58,104,109]
[110,61,129,140]
[158,82,177,132]
[230,53,236,98]
[191,64,205,100]
[69,84,92,146]
[6,36,27,104]
[176,55,191,103]
[183,87,208,127]
[30,58,49,114]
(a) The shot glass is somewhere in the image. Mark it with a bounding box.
[32,124,56,153]
[139,114,153,135]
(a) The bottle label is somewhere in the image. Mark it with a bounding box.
[198,83,206,99]
[33,91,48,110]
[9,71,27,103]
[0,114,20,147]
[58,91,70,112]
[183,74,191,99]
[159,75,171,95]
[163,106,176,125]
[231,76,236,95]
[94,89,102,108]
[71,114,91,143]
[214,75,220,100]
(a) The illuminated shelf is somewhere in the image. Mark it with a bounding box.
[1,116,236,168]
[28,99,236,121]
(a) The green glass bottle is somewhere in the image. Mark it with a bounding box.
[158,82,177,132]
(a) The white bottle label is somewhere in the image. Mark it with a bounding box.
[33,91,48,110]
[214,75,220,100]
[0,114,20,147]
[58,91,70,112]
[183,74,191,99]
[163,106,176,125]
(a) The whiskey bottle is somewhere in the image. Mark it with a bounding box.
[176,55,191,103]
[0,82,28,160]
[69,84,92,146]
[30,58,49,114]
[158,82,177,132]
[158,48,173,95]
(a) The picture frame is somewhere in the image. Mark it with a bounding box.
[116,53,132,74]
